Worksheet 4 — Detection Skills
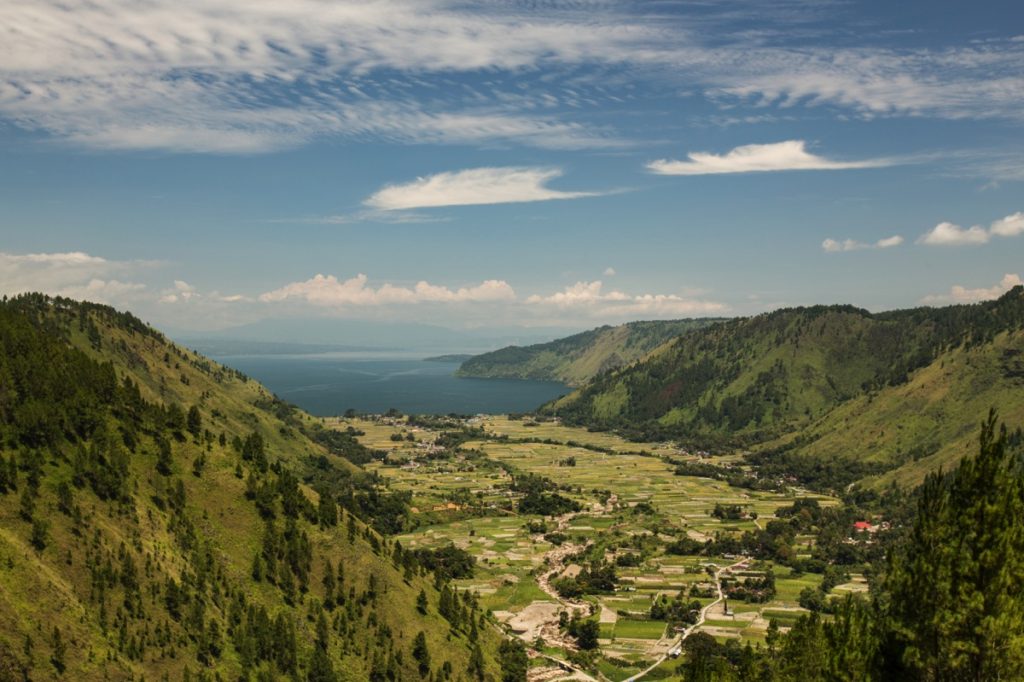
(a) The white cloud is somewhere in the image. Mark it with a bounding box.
[526,280,726,317]
[603,267,617,276]
[990,211,1024,237]
[0,250,151,303]
[3,3,1023,153]
[647,140,893,176]
[922,274,1023,305]
[258,273,516,307]
[0,0,641,152]
[918,221,991,246]
[822,235,903,252]
[875,235,905,249]
[364,167,600,211]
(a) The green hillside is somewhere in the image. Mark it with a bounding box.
[456,318,725,386]
[762,327,1024,488]
[0,294,510,681]
[547,288,1024,482]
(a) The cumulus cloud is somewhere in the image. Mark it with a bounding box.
[526,281,726,317]
[990,211,1024,237]
[822,235,904,252]
[921,273,1023,305]
[0,250,151,303]
[603,267,617,276]
[364,167,600,211]
[917,212,1024,246]
[647,141,893,176]
[918,221,990,246]
[259,273,516,307]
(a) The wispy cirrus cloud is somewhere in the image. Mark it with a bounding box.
[822,235,903,252]
[2,2,1024,153]
[918,211,1023,246]
[648,140,893,176]
[364,167,602,211]
[922,273,1023,305]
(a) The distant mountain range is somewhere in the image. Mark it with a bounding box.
[173,317,582,355]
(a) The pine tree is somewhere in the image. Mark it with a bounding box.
[883,410,1024,680]
[51,626,66,674]
[323,561,336,610]
[412,631,431,678]
[30,517,48,550]
[416,589,428,615]
[156,438,173,476]
[187,405,202,439]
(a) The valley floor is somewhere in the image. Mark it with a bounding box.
[334,416,855,682]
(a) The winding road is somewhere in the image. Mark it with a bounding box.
[622,558,749,682]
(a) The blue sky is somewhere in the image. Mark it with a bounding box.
[1,0,1022,336]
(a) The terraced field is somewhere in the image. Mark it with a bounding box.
[345,417,842,680]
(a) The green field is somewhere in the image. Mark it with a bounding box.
[349,417,837,678]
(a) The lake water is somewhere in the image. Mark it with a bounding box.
[213,353,571,416]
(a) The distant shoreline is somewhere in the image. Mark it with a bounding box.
[422,353,475,363]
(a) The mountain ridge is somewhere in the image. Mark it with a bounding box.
[536,289,1024,486]
[0,294,509,680]
[456,318,727,387]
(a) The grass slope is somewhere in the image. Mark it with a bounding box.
[0,296,505,681]
[769,328,1024,488]
[541,289,1024,488]
[456,319,725,387]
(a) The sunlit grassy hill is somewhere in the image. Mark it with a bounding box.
[768,327,1024,488]
[456,318,725,387]
[0,294,505,681]
[546,288,1024,486]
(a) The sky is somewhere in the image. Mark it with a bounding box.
[1,0,1023,339]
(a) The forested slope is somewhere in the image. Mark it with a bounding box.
[0,294,509,681]
[456,318,724,386]
[547,288,1024,485]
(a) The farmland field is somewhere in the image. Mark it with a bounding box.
[332,415,852,680]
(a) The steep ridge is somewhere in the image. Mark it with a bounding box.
[456,318,725,387]
[0,294,506,680]
[546,288,1024,482]
[764,326,1024,488]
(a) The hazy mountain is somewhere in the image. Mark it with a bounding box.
[456,318,727,386]
[173,317,583,355]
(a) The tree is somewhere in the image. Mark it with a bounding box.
[412,631,431,677]
[187,405,202,438]
[51,626,66,674]
[18,486,34,521]
[308,612,337,682]
[156,437,173,475]
[416,589,428,615]
[568,618,600,650]
[498,639,528,682]
[883,411,1024,680]
[322,561,336,610]
[318,491,338,528]
[30,518,48,550]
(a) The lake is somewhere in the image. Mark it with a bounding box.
[212,352,571,416]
